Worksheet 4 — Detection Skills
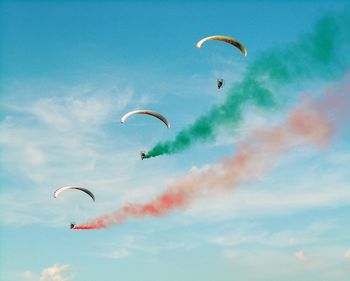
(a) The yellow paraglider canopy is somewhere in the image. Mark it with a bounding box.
[196,35,247,56]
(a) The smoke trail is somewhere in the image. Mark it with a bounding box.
[145,9,350,158]
[74,78,349,230]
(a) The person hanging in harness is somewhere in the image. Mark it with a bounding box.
[217,78,224,89]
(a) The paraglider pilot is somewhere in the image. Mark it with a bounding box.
[140,151,146,160]
[70,223,75,229]
[217,79,224,89]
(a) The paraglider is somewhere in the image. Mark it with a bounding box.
[196,35,247,90]
[217,79,224,89]
[120,110,170,128]
[195,35,247,56]
[53,186,95,202]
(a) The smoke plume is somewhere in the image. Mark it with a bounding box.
[74,77,349,230]
[145,9,350,158]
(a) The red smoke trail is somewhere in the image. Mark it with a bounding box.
[74,79,349,230]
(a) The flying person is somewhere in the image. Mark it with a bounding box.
[140,151,147,160]
[217,79,224,89]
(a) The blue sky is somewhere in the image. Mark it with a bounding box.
[1,1,350,281]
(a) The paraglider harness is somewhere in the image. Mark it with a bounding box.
[140,151,147,160]
[217,78,224,89]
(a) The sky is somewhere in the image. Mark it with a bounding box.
[1,1,350,281]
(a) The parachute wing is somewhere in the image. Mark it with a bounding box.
[53,186,95,202]
[120,110,170,128]
[196,35,247,56]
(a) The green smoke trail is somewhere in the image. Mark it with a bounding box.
[146,9,350,158]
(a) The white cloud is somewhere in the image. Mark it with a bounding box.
[39,264,73,281]
[21,271,36,281]
[293,250,328,268]
[5,86,133,132]
[211,228,300,250]
[212,232,267,247]
[107,249,130,260]
[186,186,350,223]
[0,84,134,179]
[2,75,350,234]
[209,215,350,257]
[295,250,307,261]
[219,246,350,281]
[0,82,146,227]
[24,144,47,165]
[223,249,238,259]
[22,264,74,281]
[287,238,299,246]
[93,233,199,260]
[185,148,350,222]
[344,250,350,259]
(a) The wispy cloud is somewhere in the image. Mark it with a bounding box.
[0,82,134,178]
[223,249,239,259]
[21,271,36,281]
[185,150,350,222]
[0,82,144,227]
[213,231,267,247]
[210,214,349,251]
[92,233,199,261]
[105,249,130,260]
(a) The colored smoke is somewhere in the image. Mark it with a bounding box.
[145,9,350,158]
[73,78,349,230]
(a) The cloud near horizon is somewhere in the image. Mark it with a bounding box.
[22,264,74,281]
